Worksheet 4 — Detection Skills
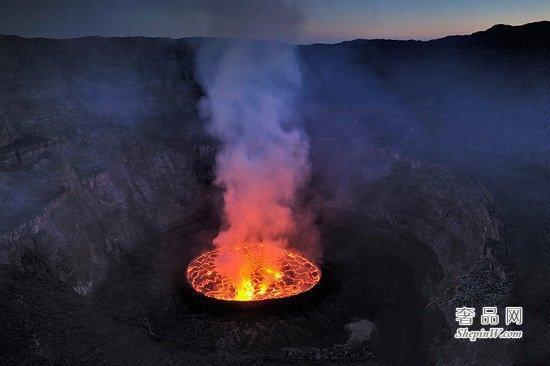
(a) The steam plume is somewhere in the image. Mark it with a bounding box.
[197,39,311,251]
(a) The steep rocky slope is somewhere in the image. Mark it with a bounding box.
[0,36,207,291]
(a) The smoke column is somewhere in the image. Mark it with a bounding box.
[197,39,311,251]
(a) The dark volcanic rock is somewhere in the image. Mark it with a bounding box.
[362,159,508,302]
[2,22,548,364]
[0,36,208,291]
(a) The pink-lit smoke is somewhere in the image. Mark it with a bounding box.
[197,40,312,253]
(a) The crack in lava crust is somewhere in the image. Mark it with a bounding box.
[186,245,321,301]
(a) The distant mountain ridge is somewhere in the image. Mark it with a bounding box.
[335,21,550,49]
[1,20,549,47]
[441,20,550,48]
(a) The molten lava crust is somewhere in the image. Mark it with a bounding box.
[186,244,321,301]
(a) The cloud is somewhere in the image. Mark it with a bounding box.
[197,0,305,42]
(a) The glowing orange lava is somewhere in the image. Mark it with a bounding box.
[186,244,321,301]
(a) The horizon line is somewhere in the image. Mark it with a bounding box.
[0,20,548,46]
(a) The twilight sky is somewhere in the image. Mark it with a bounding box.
[1,0,549,43]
